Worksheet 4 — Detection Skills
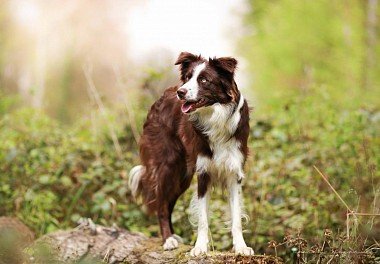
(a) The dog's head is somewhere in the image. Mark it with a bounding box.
[175,52,239,114]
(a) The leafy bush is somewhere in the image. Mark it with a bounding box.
[0,107,155,235]
[243,92,379,254]
[0,83,379,263]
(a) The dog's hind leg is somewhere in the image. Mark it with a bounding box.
[156,166,183,251]
[168,199,176,234]
[168,195,184,244]
[158,196,185,250]
[157,199,179,250]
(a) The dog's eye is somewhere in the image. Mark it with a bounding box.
[200,78,207,83]
[185,76,190,82]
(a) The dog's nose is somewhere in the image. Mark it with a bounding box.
[177,88,188,99]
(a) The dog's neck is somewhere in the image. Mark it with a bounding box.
[189,91,244,144]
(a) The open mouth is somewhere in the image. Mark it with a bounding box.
[180,99,206,114]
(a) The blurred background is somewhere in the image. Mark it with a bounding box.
[0,0,379,261]
[0,0,247,122]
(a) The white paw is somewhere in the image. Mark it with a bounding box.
[163,236,179,251]
[235,246,254,256]
[190,245,208,257]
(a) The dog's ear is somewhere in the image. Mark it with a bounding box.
[175,52,199,65]
[209,57,238,76]
[175,52,201,82]
[210,57,239,102]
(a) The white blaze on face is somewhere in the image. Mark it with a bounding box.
[180,63,206,101]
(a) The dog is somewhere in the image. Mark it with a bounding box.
[129,52,253,256]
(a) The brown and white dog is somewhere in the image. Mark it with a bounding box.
[129,52,253,256]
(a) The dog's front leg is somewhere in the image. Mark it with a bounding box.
[229,178,254,255]
[190,172,210,257]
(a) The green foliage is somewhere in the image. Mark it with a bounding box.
[245,92,379,253]
[0,107,155,236]
[0,89,379,261]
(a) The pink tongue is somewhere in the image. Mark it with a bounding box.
[181,103,192,113]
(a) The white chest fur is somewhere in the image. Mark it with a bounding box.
[192,95,245,184]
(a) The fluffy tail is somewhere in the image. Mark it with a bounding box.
[129,165,145,199]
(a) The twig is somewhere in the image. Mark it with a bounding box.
[313,166,353,213]
[314,166,380,240]
[313,166,357,239]
[347,212,380,216]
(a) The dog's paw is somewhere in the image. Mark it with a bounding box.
[163,236,179,251]
[190,245,207,257]
[235,246,254,256]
